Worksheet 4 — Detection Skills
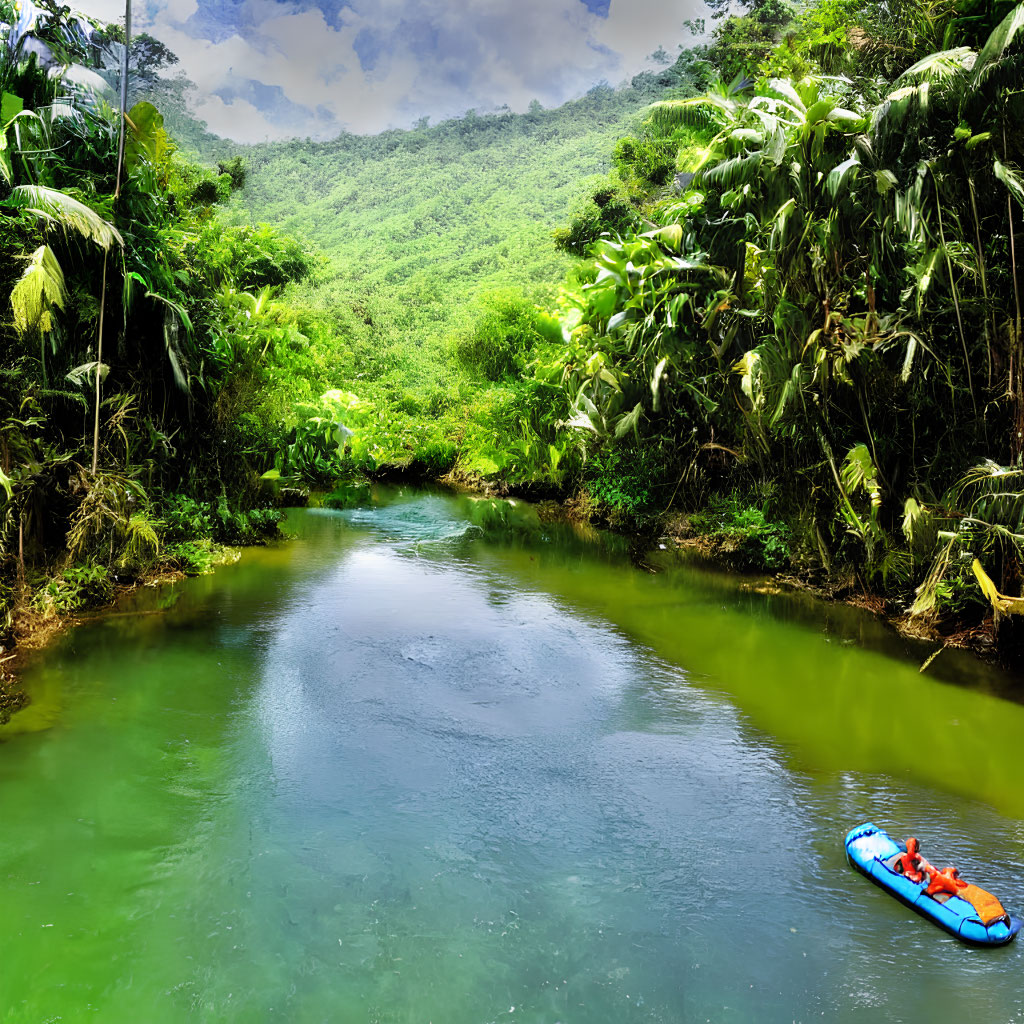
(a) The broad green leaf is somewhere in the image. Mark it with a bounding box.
[1,91,23,123]
[902,497,926,543]
[874,169,897,194]
[766,78,806,114]
[897,46,975,83]
[613,402,643,440]
[729,127,762,145]
[974,4,1024,83]
[994,159,1024,208]
[576,389,602,423]
[0,131,11,184]
[827,155,860,198]
[65,362,109,386]
[651,357,669,412]
[826,108,865,128]
[126,101,167,170]
[642,223,682,249]
[900,332,919,382]
[914,248,942,312]
[0,466,12,502]
[564,410,599,433]
[805,99,833,124]
[765,126,788,166]
[842,443,882,507]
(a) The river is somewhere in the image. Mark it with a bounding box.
[2,487,1023,1022]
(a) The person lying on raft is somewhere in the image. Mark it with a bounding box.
[924,865,968,897]
[895,838,968,896]
[893,838,1009,923]
[894,837,934,883]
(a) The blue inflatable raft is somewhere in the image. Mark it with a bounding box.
[845,822,1022,946]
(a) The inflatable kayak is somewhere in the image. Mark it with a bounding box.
[845,822,1022,946]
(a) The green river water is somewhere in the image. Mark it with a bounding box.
[2,487,1024,1023]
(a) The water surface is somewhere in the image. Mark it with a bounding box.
[2,488,1024,1023]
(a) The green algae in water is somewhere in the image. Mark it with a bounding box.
[2,490,1024,1022]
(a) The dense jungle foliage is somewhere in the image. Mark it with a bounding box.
[4,0,1024,696]
[0,0,314,713]
[224,0,1024,655]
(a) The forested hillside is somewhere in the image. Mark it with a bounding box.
[228,88,660,387]
[212,0,1024,661]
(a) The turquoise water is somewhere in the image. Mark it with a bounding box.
[2,488,1024,1022]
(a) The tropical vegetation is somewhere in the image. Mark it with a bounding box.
[0,0,312,713]
[5,0,1024,699]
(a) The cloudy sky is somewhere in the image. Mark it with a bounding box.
[74,0,710,143]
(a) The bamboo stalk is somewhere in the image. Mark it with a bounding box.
[1006,127,1023,460]
[91,250,108,477]
[113,0,131,201]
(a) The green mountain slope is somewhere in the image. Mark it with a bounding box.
[225,87,654,386]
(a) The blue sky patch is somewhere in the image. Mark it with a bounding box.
[80,0,707,141]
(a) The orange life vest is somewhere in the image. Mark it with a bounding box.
[925,866,967,898]
[894,837,927,883]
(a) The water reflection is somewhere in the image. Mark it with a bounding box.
[0,488,1022,1022]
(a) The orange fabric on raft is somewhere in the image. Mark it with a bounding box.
[925,867,966,897]
[958,884,1007,926]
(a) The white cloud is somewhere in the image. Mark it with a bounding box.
[73,0,708,142]
[191,91,279,142]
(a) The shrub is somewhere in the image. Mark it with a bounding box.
[584,444,665,529]
[689,497,791,572]
[165,539,223,575]
[455,291,558,381]
[31,564,113,617]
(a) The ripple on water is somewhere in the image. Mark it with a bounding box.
[1,492,1023,1023]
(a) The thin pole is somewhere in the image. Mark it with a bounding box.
[92,0,130,475]
[113,0,131,199]
[91,250,108,476]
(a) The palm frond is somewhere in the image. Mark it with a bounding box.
[896,46,976,83]
[11,245,65,337]
[764,78,807,115]
[7,185,122,249]
[48,63,115,104]
[146,290,196,394]
[994,159,1024,209]
[973,2,1024,84]
[699,152,764,190]
[650,94,735,130]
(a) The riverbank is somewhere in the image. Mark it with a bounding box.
[1,472,1012,725]
[433,466,1009,672]
[0,546,246,722]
